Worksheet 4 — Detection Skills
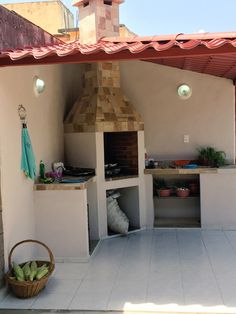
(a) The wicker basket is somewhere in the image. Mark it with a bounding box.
[5,239,55,298]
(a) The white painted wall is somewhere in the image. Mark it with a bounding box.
[0,63,82,266]
[120,61,235,162]
[64,133,97,168]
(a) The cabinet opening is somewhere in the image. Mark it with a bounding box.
[153,174,201,228]
[107,186,140,236]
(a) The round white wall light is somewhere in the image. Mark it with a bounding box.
[177,84,192,99]
[34,76,45,95]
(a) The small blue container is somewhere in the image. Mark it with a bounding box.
[183,164,198,169]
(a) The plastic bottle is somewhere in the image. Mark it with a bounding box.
[39,160,45,179]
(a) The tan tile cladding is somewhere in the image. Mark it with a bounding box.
[78,0,120,44]
[64,0,144,133]
[64,61,144,133]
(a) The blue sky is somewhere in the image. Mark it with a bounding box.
[118,0,236,35]
[2,0,236,35]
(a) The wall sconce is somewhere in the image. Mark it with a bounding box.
[34,76,45,95]
[177,84,192,100]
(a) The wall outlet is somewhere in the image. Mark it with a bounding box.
[184,135,190,143]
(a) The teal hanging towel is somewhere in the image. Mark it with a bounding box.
[21,124,36,180]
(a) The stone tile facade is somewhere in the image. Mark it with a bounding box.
[64,61,144,133]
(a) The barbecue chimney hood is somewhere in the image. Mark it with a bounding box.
[64,0,144,133]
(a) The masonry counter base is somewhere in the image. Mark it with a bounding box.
[155,218,201,228]
[34,189,90,262]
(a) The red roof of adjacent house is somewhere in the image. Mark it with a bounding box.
[2,31,236,80]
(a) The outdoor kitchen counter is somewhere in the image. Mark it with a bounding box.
[34,176,97,262]
[144,165,236,175]
[34,175,96,191]
[145,165,236,229]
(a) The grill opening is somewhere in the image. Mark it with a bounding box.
[104,0,112,5]
[104,131,138,178]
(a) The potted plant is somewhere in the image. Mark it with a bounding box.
[188,181,200,195]
[197,146,226,167]
[153,178,171,197]
[176,187,190,198]
[173,181,190,198]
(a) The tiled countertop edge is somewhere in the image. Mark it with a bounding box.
[34,176,96,191]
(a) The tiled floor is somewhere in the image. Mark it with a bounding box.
[2,229,236,313]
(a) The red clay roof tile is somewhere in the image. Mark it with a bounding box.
[2,32,236,80]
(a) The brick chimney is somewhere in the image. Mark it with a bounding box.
[73,0,123,44]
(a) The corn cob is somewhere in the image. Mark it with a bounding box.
[29,270,37,281]
[22,262,31,280]
[37,264,47,271]
[36,267,48,280]
[12,262,25,281]
[30,261,37,272]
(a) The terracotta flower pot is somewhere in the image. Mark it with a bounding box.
[157,189,171,197]
[189,182,199,195]
[176,188,190,198]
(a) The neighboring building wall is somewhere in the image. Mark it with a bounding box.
[0,5,60,50]
[3,1,74,34]
[120,60,235,162]
[119,24,136,37]
[0,63,82,267]
[56,24,135,43]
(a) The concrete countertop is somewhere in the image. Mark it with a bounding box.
[144,167,217,175]
[105,174,138,181]
[144,165,236,175]
[34,176,96,191]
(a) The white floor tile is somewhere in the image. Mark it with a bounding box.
[0,293,37,309]
[69,293,109,310]
[76,278,114,291]
[41,277,81,295]
[107,280,147,311]
[32,292,73,309]
[4,229,236,312]
[69,279,113,310]
[0,287,8,302]
[147,281,184,305]
[84,263,119,280]
[116,269,149,281]
[53,262,89,280]
[183,277,223,306]
[218,285,236,307]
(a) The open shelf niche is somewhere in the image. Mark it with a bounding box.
[107,186,140,236]
[154,174,201,228]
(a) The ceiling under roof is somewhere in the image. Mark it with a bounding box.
[2,32,236,81]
